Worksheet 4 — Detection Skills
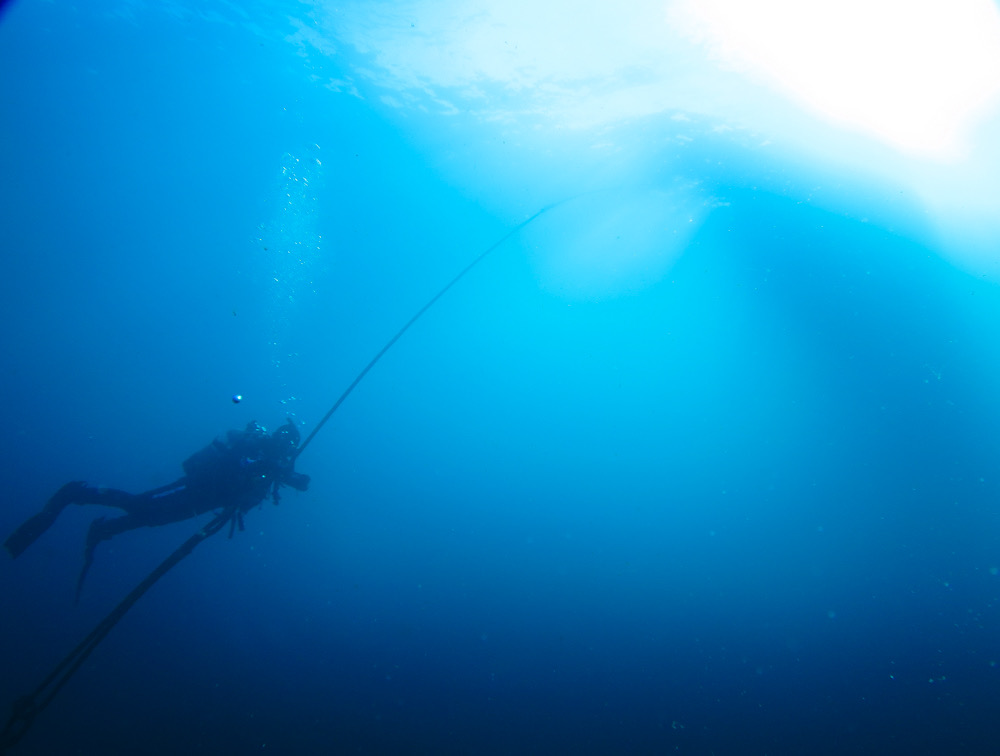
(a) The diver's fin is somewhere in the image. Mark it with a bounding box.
[3,480,94,559]
[74,517,107,604]
[4,482,89,559]
[4,510,60,558]
[74,553,93,605]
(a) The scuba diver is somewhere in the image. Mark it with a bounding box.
[3,420,310,595]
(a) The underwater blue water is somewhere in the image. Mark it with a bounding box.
[2,2,1000,754]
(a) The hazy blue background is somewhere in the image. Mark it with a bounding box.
[2,2,1000,754]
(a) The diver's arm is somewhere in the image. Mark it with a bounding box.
[284,471,310,491]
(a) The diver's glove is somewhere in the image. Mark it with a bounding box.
[285,472,310,492]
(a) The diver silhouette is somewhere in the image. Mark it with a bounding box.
[3,420,310,595]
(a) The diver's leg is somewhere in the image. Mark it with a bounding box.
[77,483,196,562]
[4,482,152,559]
[75,513,150,602]
[4,482,92,558]
[84,512,145,546]
[75,485,198,601]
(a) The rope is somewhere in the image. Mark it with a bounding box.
[0,507,237,754]
[295,201,563,459]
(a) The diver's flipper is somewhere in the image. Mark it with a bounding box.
[74,550,94,605]
[3,482,89,559]
[4,510,60,558]
[75,517,107,604]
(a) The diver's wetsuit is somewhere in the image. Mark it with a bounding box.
[3,422,310,560]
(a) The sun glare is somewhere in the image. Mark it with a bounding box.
[672,0,1000,160]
